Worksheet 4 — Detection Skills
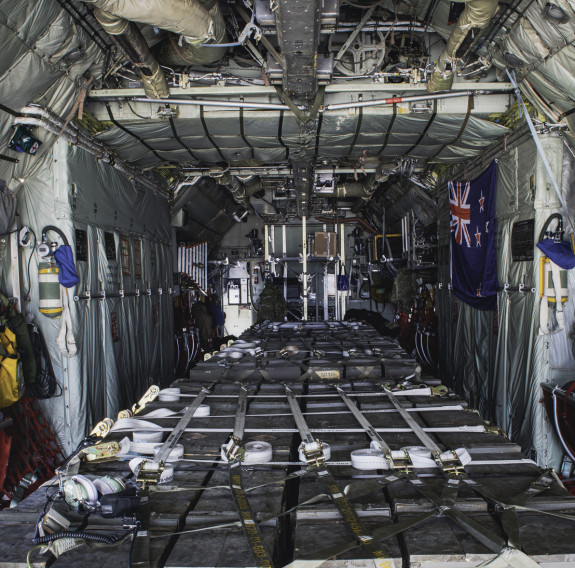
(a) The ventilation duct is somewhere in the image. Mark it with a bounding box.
[81,0,228,69]
[212,173,262,208]
[93,9,169,99]
[156,0,228,66]
[427,0,498,92]
[335,179,379,201]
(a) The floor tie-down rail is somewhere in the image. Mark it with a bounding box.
[2,321,575,567]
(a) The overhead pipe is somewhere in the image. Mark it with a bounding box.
[107,89,508,112]
[323,89,487,111]
[427,0,499,92]
[15,106,168,197]
[92,9,168,99]
[129,97,292,111]
[335,179,378,201]
[211,172,262,208]
[155,0,228,66]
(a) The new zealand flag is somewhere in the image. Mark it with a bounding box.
[450,162,497,310]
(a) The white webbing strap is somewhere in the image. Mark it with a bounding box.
[57,286,77,358]
[539,259,565,335]
[477,547,542,568]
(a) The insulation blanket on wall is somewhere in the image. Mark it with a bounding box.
[437,135,575,470]
[15,140,173,453]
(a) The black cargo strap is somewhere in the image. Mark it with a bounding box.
[169,116,201,162]
[224,382,276,568]
[315,465,394,563]
[409,477,505,553]
[429,94,474,161]
[106,103,166,163]
[377,103,397,156]
[130,495,151,568]
[199,105,226,161]
[403,100,437,157]
[300,509,435,562]
[284,385,394,564]
[349,385,544,560]
[229,462,276,568]
[239,107,255,161]
[347,105,363,158]
[465,470,575,551]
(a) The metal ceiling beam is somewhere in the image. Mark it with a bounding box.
[88,91,511,122]
[274,0,322,99]
[87,82,513,98]
[180,166,379,176]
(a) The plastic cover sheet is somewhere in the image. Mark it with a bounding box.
[15,140,173,452]
[437,134,573,468]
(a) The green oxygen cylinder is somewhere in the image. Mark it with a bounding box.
[38,260,61,318]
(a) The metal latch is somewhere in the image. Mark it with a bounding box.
[137,459,164,488]
[301,440,326,465]
[223,436,245,462]
[390,449,413,473]
[131,385,160,415]
[89,417,114,438]
[82,441,122,463]
[437,450,465,476]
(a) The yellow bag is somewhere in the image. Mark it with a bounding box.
[0,326,23,408]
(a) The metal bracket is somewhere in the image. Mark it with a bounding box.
[238,21,262,44]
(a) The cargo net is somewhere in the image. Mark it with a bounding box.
[0,397,65,509]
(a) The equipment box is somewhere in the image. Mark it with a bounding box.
[312,231,337,257]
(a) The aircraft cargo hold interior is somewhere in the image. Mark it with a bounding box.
[1,0,575,566]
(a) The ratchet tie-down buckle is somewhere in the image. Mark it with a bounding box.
[301,440,326,466]
[224,435,245,462]
[437,450,465,476]
[136,459,165,488]
[390,449,413,473]
[82,441,122,463]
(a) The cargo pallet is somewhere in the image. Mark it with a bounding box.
[1,322,574,567]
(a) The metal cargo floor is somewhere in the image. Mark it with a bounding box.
[1,322,575,567]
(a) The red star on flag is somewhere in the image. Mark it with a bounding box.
[475,227,481,247]
[479,191,485,212]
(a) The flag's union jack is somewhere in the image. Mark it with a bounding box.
[449,180,471,246]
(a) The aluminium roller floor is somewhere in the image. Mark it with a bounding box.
[1,321,575,568]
